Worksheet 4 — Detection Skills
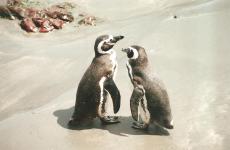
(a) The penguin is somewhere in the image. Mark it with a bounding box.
[69,35,124,126]
[122,45,174,130]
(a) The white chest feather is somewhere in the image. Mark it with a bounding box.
[110,50,118,78]
[98,76,106,117]
[126,61,133,81]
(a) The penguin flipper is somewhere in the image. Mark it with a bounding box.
[130,86,145,121]
[104,78,121,114]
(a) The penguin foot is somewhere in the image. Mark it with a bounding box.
[132,122,148,130]
[100,116,120,124]
[68,118,81,127]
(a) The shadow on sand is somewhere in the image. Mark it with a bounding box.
[53,107,169,136]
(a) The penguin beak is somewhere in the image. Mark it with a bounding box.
[122,48,130,53]
[111,35,124,43]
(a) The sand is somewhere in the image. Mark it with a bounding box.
[0,0,230,150]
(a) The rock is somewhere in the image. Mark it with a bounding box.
[24,8,40,18]
[1,1,76,33]
[78,16,96,26]
[32,17,45,27]
[49,18,64,29]
[57,13,74,22]
[20,18,38,32]
[39,19,54,33]
[46,11,74,22]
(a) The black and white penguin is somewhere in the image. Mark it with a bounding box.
[122,45,174,130]
[69,35,124,126]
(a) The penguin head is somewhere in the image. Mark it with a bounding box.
[94,35,124,56]
[122,45,148,66]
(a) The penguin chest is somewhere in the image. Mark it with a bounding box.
[109,51,117,77]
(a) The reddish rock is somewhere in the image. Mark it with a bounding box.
[2,1,75,33]
[33,17,64,30]
[32,17,45,27]
[20,18,38,32]
[49,18,64,29]
[39,19,54,33]
[46,11,74,22]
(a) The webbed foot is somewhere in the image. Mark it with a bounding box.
[100,116,120,124]
[132,122,149,130]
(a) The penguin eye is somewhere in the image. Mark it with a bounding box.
[127,50,134,58]
[109,39,113,42]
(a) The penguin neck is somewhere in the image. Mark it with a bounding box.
[129,57,149,69]
[94,48,114,57]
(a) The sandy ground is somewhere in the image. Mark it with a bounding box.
[0,0,230,150]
